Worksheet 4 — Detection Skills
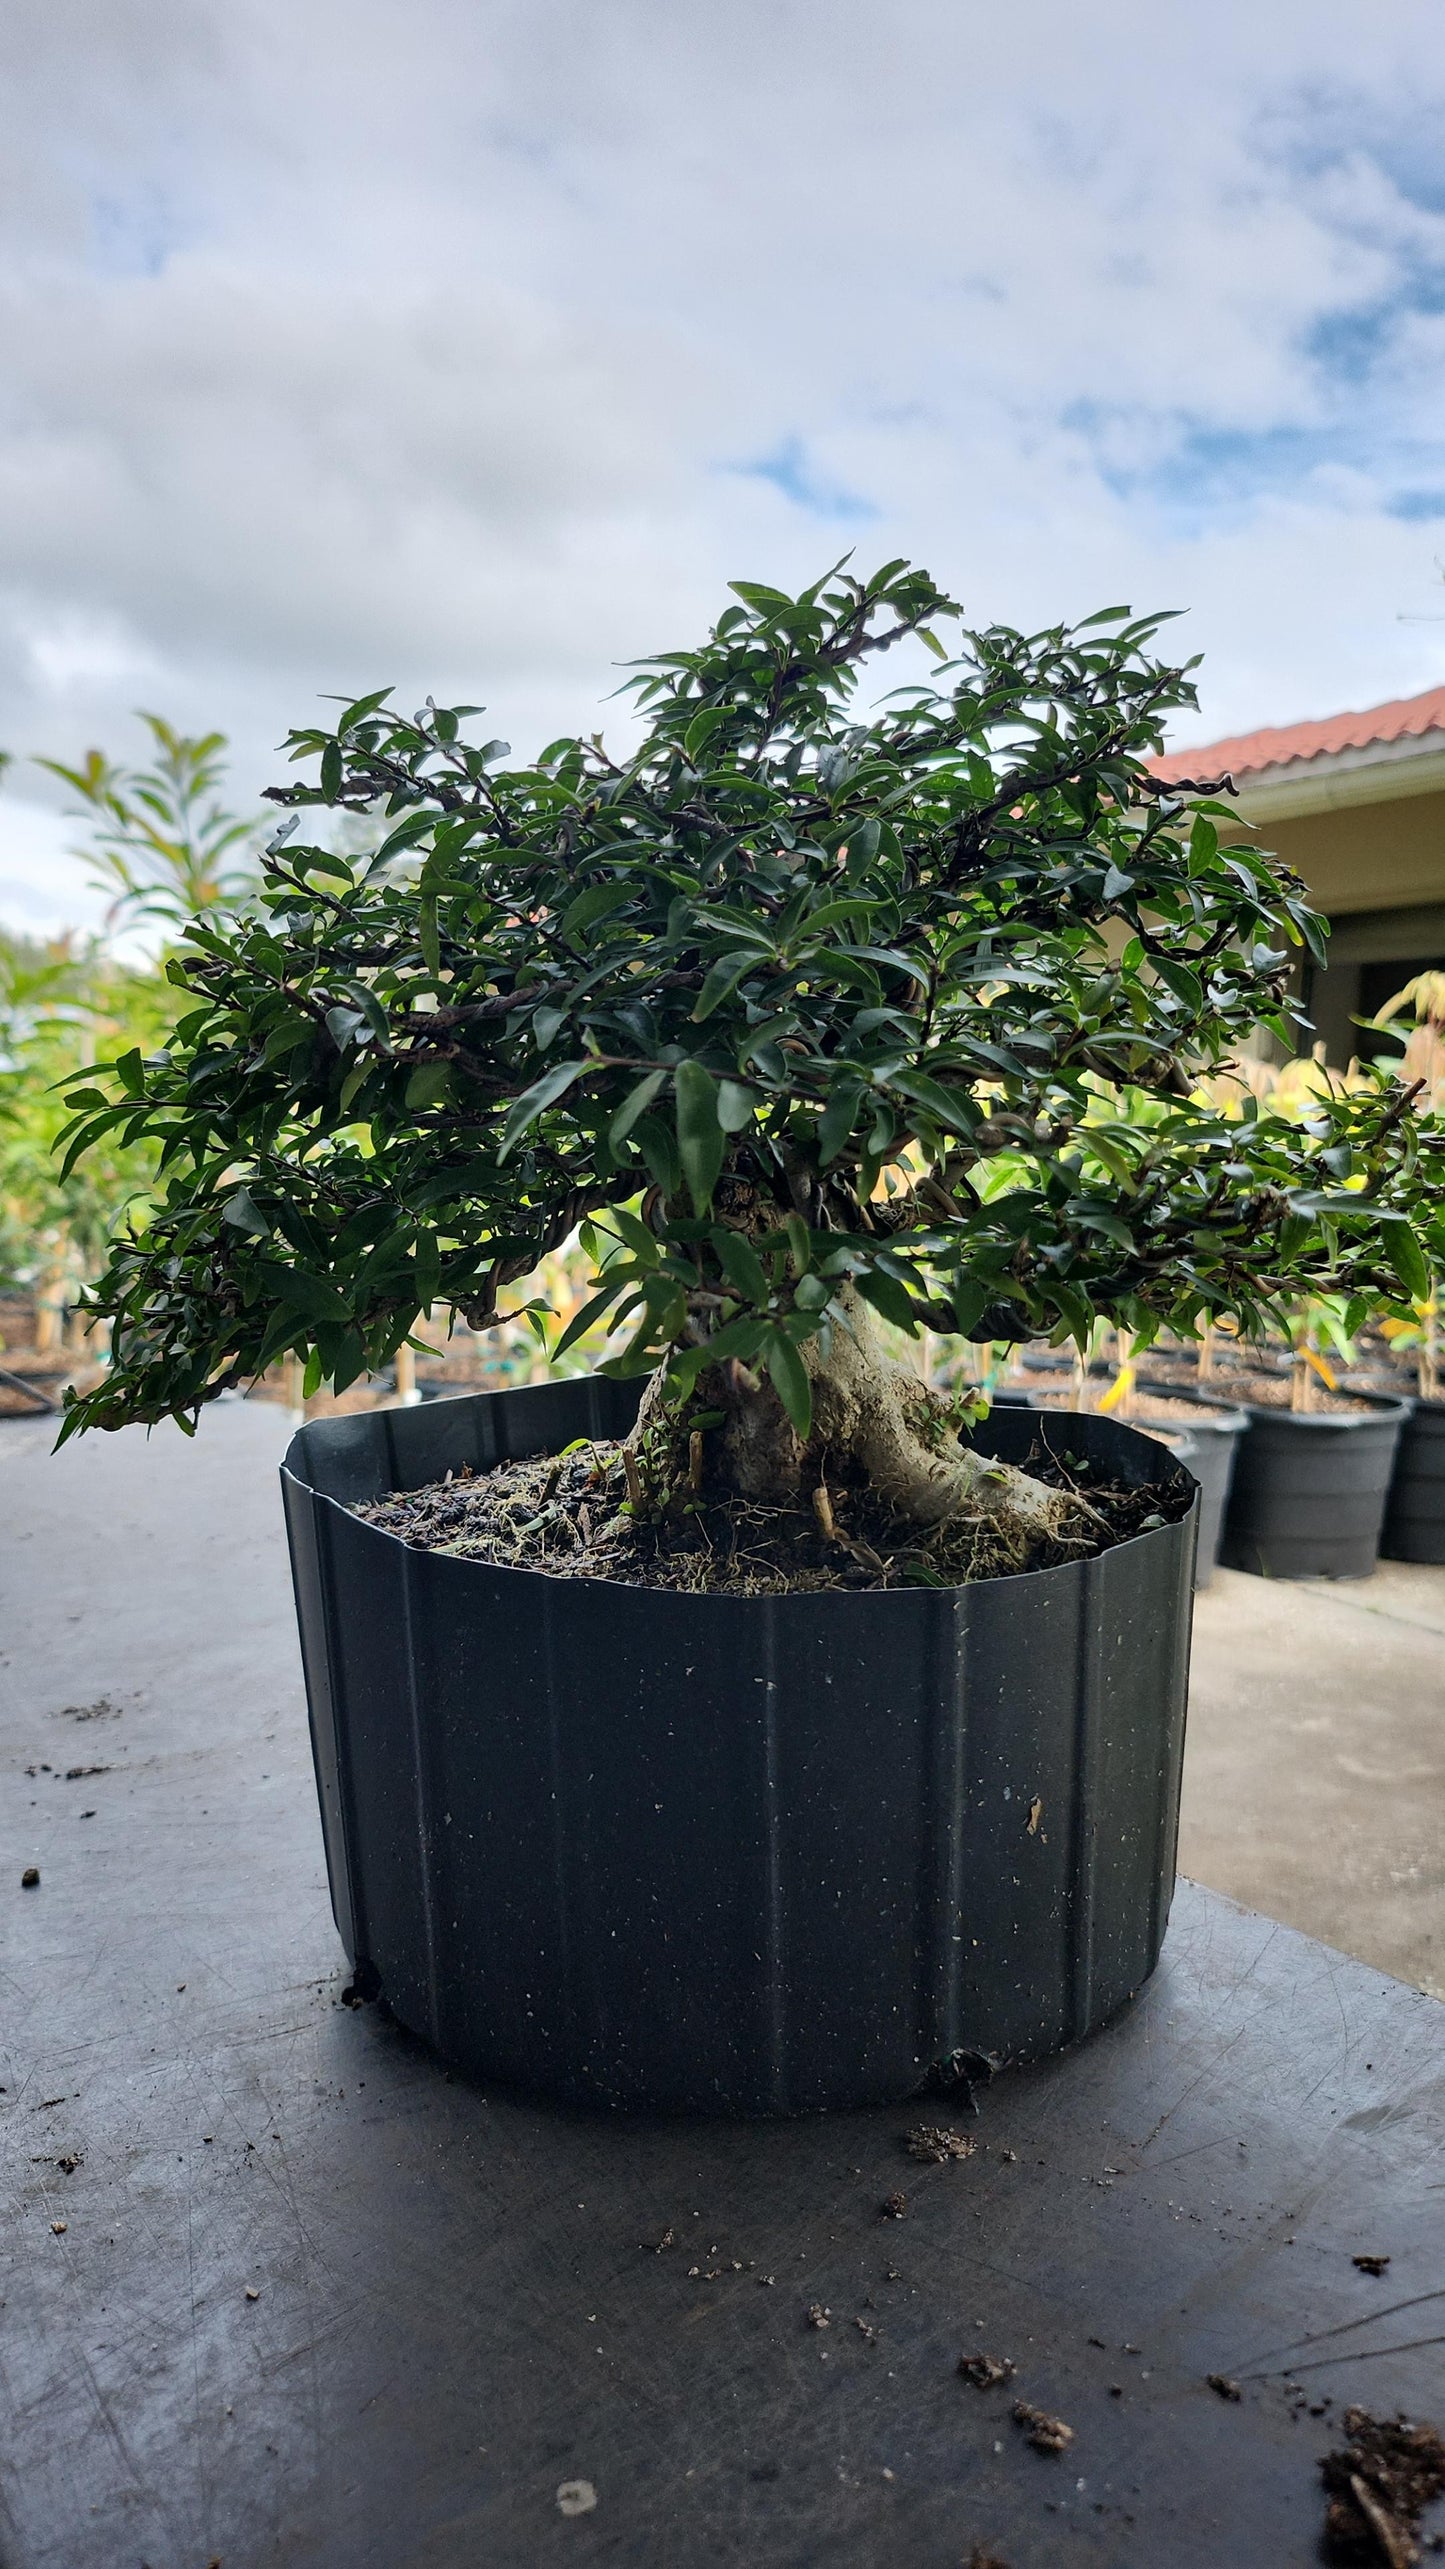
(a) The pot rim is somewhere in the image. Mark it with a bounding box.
[282,1393,1197,1609]
[1232,1389,1413,1429]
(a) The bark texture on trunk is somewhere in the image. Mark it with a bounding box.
[632,1290,1096,1563]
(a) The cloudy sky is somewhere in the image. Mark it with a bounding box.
[4,0,1445,932]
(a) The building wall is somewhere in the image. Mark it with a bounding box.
[1257,788,1445,916]
[1224,787,1445,1064]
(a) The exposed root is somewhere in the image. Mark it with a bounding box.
[631,1288,1105,1573]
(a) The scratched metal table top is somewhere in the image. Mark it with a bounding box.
[3,1402,1442,2569]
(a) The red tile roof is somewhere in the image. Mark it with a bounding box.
[1151,681,1445,785]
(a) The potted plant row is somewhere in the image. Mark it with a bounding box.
[1343,1299,1445,1566]
[1145,1311,1415,1580]
[58,563,1445,2112]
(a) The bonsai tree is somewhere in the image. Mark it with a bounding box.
[57,561,1445,1564]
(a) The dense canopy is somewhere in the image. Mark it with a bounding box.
[57,560,1442,1444]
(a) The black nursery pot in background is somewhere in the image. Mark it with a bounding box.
[1136,1387,1249,1588]
[1382,1397,1445,1564]
[281,1380,1197,2117]
[1220,1394,1410,1581]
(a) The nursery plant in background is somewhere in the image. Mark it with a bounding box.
[51,563,1445,2112]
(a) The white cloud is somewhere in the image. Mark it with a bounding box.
[3,0,1445,930]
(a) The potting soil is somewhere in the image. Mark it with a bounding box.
[351,1432,1192,1594]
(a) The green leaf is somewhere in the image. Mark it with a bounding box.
[765,1331,813,1438]
[674,1058,726,1214]
[1382,1215,1431,1303]
[692,951,757,1021]
[890,1069,976,1137]
[684,705,728,761]
[713,1227,770,1305]
[325,1004,366,1050]
[1154,957,1203,1013]
[854,1266,917,1332]
[553,1280,628,1358]
[558,880,632,944]
[221,1186,270,1239]
[498,1058,587,1160]
[418,898,441,980]
[302,1347,325,1399]
[405,1062,452,1111]
[817,1076,864,1166]
[609,1068,667,1147]
[336,686,393,737]
[716,1079,757,1133]
[413,1227,442,1311]
[320,740,343,802]
[261,1262,351,1324]
[633,1113,682,1197]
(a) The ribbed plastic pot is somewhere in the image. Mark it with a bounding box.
[1220,1394,1409,1580]
[280,1379,1197,2116]
[1381,1397,1445,1563]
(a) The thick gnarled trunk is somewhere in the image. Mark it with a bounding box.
[632,1290,1096,1565]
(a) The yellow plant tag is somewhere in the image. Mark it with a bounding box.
[1303,1346,1338,1392]
[1098,1364,1135,1414]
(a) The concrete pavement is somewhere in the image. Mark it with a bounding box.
[1182,1559,1445,2001]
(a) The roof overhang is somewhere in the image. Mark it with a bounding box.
[1216,729,1445,823]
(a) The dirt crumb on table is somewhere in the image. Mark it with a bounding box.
[1352,2254,1392,2277]
[905,2125,976,2163]
[1319,2407,1445,2564]
[959,2353,1016,2389]
[1012,2400,1074,2455]
[1207,2374,1242,2401]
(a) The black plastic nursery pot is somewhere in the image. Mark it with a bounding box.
[280,1378,1198,2116]
[1381,1397,1445,1564]
[1219,1393,1410,1581]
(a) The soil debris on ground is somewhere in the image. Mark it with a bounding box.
[1319,2408,1445,2565]
[959,2353,1017,2389]
[905,2125,976,2164]
[1207,2374,1242,2401]
[880,2190,908,2220]
[350,1433,1191,1597]
[967,2549,1012,2569]
[1353,2254,1392,2277]
[805,2304,831,2330]
[1012,2400,1074,2456]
